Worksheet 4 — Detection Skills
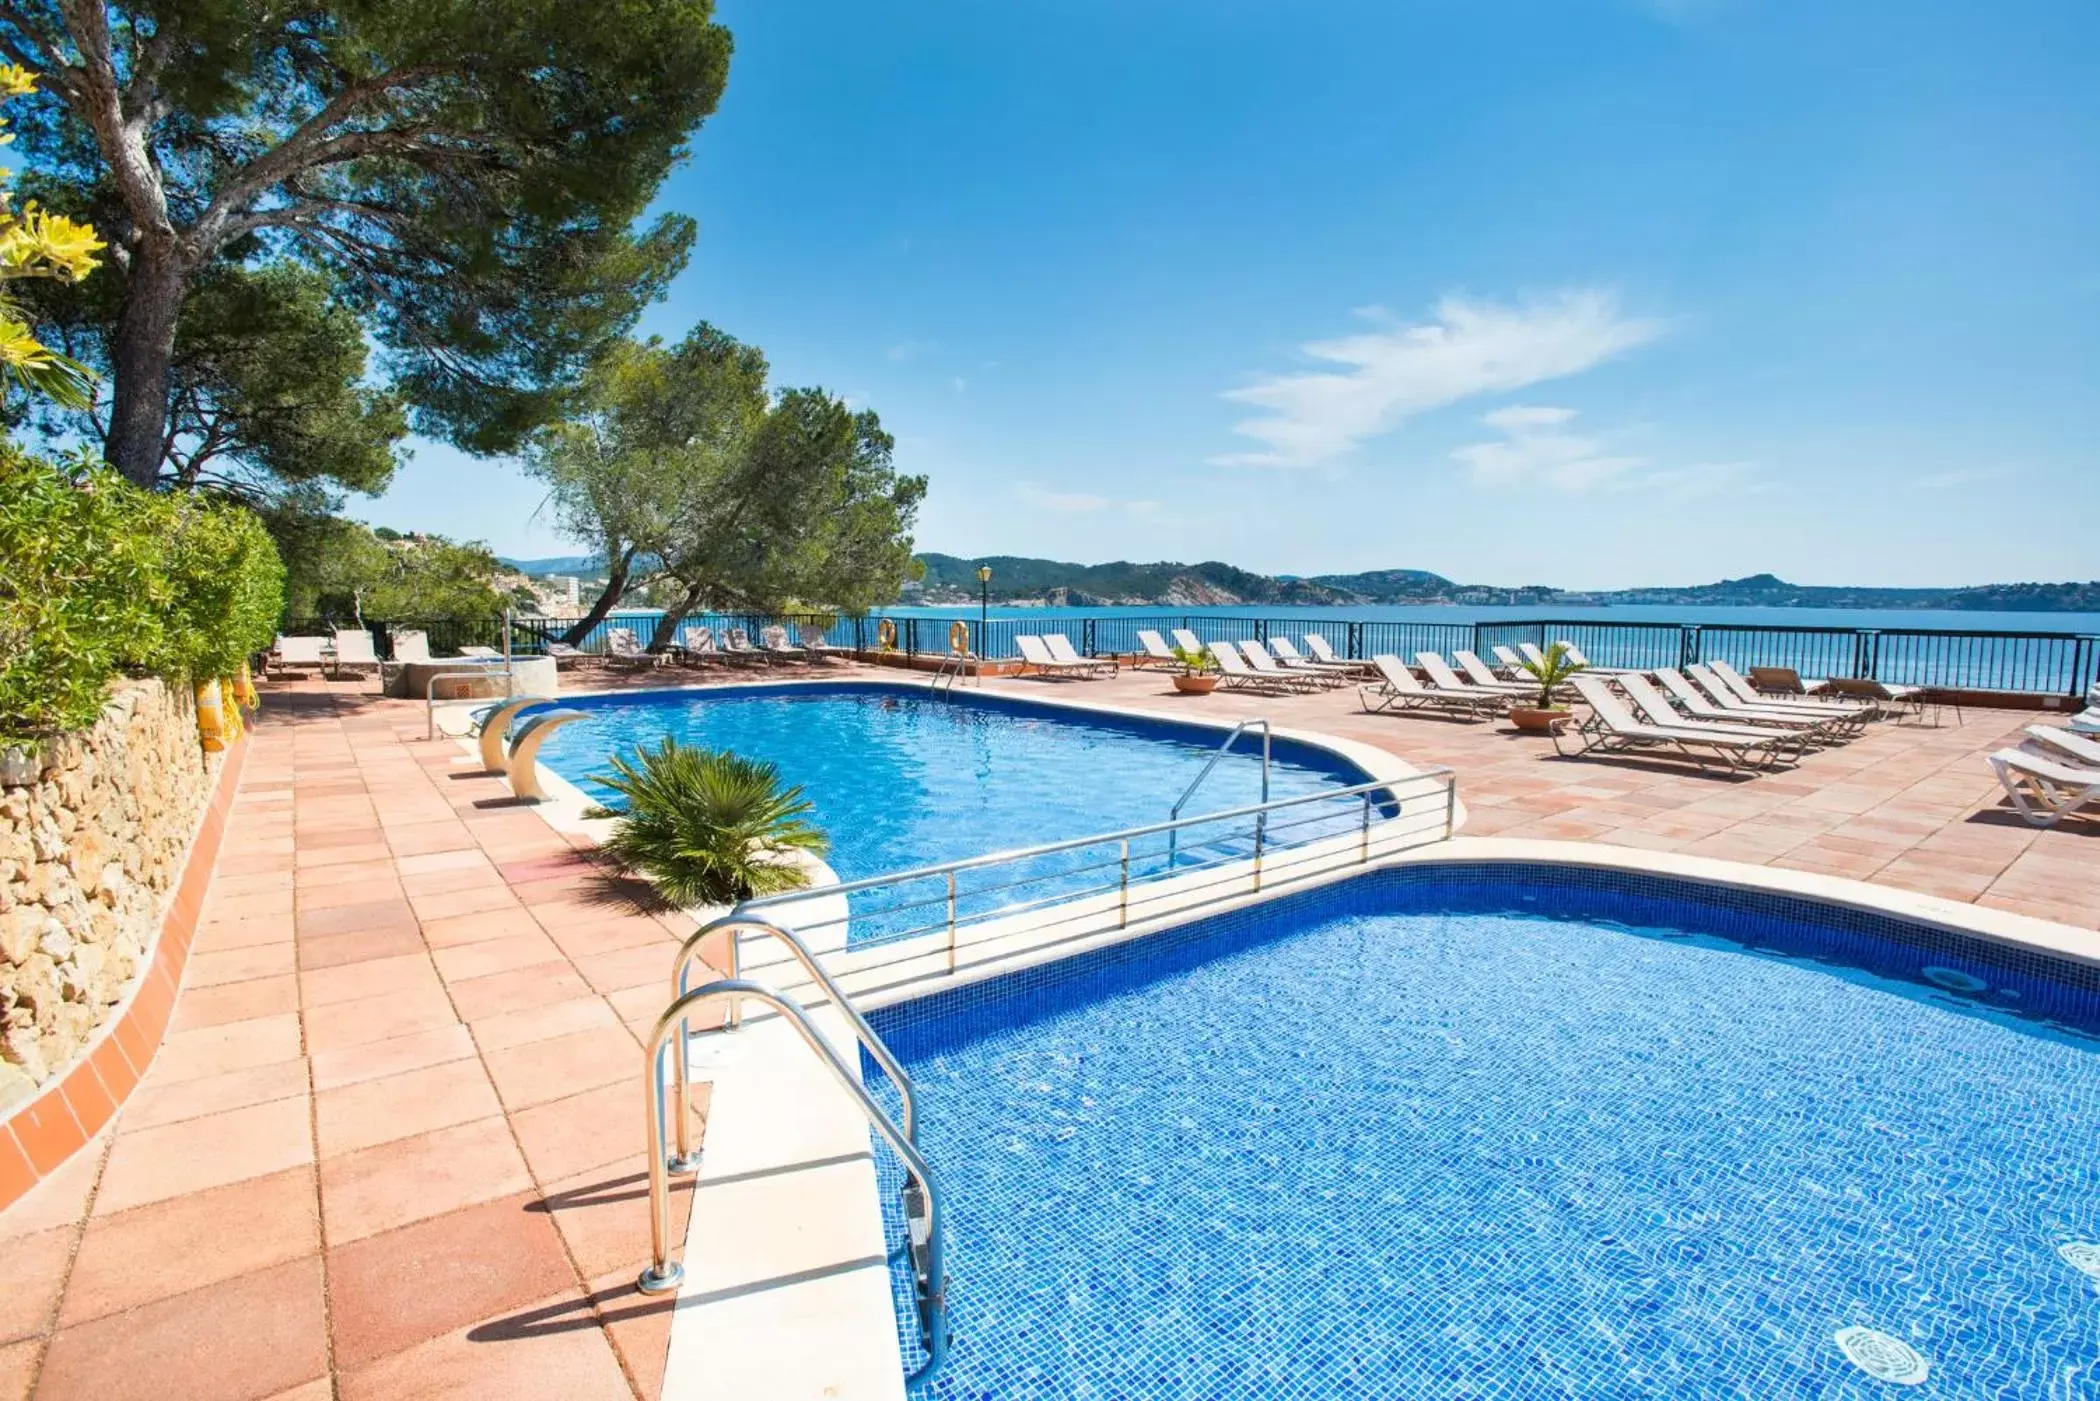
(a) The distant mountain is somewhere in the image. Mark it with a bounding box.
[496,554,606,577]
[1588,573,2100,612]
[913,554,1361,606]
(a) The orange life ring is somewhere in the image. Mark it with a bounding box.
[876,618,899,649]
[948,621,970,654]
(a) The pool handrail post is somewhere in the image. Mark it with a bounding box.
[666,913,921,1151]
[1443,774,1458,839]
[1118,838,1130,927]
[1361,790,1374,862]
[639,979,951,1387]
[945,870,958,971]
[1167,717,1272,868]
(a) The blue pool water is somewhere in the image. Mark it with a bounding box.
[527,683,1386,935]
[868,866,2100,1398]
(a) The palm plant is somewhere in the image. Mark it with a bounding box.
[1171,643,1217,674]
[590,739,829,906]
[1516,642,1587,711]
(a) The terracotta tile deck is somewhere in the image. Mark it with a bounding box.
[1,658,2093,1399]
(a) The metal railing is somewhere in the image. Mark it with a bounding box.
[1167,719,1270,868]
[637,979,949,1387]
[304,608,2100,698]
[733,766,1458,984]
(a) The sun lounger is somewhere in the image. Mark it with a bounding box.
[1654,667,1847,742]
[669,626,727,668]
[605,627,663,671]
[1989,745,2100,827]
[1358,655,1501,720]
[1452,650,1538,695]
[2023,724,2100,770]
[1015,634,1102,679]
[1416,653,1520,708]
[1238,639,1328,690]
[1208,640,1302,695]
[1615,672,1813,759]
[273,635,328,676]
[1704,660,1873,721]
[761,625,812,664]
[1265,636,1353,683]
[1170,628,1207,658]
[798,624,853,663]
[1552,642,1641,677]
[1680,665,1864,735]
[458,645,501,660]
[722,628,770,666]
[1134,630,1181,669]
[542,640,592,670]
[1301,634,1378,679]
[331,627,380,677]
[1492,644,1530,674]
[1558,674,1792,772]
[391,629,432,665]
[1046,634,1117,675]
[1819,676,1938,723]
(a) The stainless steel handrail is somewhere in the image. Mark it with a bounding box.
[638,979,950,1387]
[1166,718,1269,867]
[740,769,1438,914]
[664,916,920,1172]
[424,664,513,741]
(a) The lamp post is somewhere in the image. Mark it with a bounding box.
[977,565,991,663]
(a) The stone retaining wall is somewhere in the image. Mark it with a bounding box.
[0,679,215,1110]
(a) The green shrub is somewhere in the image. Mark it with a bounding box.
[591,739,829,906]
[0,444,285,743]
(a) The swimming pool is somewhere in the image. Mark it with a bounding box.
[867,863,2100,1398]
[528,682,1393,936]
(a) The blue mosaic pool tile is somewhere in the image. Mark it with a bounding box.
[858,862,2100,1398]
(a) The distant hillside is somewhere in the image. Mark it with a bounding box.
[913,554,1360,606]
[1590,573,2100,612]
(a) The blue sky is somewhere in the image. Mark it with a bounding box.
[365,0,2100,590]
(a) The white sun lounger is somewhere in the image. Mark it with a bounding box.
[1046,633,1117,675]
[1134,630,1181,669]
[1704,660,1873,721]
[1615,672,1813,759]
[605,627,664,670]
[1681,665,1865,737]
[542,640,592,670]
[1989,745,2100,827]
[274,635,328,675]
[1266,636,1354,683]
[1170,628,1207,658]
[1359,655,1501,720]
[1492,644,1530,674]
[1238,639,1328,690]
[390,629,432,665]
[2023,724,2100,770]
[1452,650,1538,695]
[798,624,853,662]
[671,626,726,667]
[720,628,771,666]
[1207,640,1301,695]
[761,625,812,664]
[1302,634,1378,678]
[458,645,501,660]
[1558,674,1791,772]
[331,627,380,677]
[1015,634,1102,679]
[1415,653,1520,708]
[1654,667,1846,742]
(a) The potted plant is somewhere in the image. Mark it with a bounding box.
[1169,644,1220,694]
[590,738,830,905]
[1510,642,1586,733]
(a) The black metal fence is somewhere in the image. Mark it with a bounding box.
[278,611,2100,698]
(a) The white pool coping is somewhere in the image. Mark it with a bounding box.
[448,674,2100,1400]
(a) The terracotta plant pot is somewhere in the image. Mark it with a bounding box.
[1509,707,1571,734]
[1172,673,1221,695]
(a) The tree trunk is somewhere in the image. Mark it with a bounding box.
[647,581,706,652]
[559,544,634,646]
[105,247,188,488]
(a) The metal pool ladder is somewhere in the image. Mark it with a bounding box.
[1166,717,1270,868]
[928,651,969,697]
[641,916,950,1388]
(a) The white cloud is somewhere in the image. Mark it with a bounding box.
[1017,484,1162,514]
[886,339,935,362]
[1452,406,1761,497]
[1212,290,1664,468]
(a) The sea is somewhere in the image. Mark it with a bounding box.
[872,602,2100,634]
